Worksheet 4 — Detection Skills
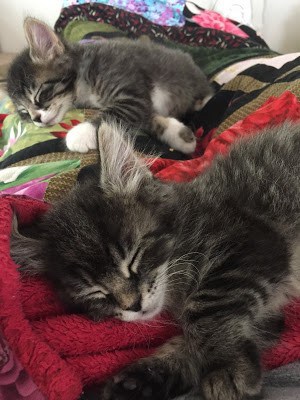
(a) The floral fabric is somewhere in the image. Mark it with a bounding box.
[55,3,268,49]
[62,0,186,26]
[0,160,80,200]
[0,335,45,400]
[192,10,248,38]
[0,107,83,162]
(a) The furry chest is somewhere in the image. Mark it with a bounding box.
[75,79,101,108]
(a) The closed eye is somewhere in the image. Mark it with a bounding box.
[17,108,30,120]
[34,76,73,107]
[86,290,107,299]
[35,84,55,106]
[128,247,141,274]
[77,286,109,300]
[17,107,29,114]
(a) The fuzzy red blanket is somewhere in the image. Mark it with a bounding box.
[0,91,300,400]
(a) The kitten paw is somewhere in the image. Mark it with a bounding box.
[66,122,97,153]
[201,366,262,400]
[161,118,196,154]
[102,362,173,400]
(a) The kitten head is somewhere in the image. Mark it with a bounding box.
[11,123,179,322]
[7,17,76,127]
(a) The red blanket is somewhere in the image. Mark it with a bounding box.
[0,91,300,400]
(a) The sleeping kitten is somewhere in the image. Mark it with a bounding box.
[11,121,300,399]
[7,17,213,154]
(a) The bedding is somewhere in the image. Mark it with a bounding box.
[185,9,249,38]
[55,3,268,49]
[62,0,186,27]
[183,2,268,51]
[0,336,45,400]
[1,3,300,400]
[185,0,262,30]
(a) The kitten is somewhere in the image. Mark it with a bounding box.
[7,17,213,154]
[11,121,300,399]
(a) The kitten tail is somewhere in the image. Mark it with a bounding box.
[97,121,153,195]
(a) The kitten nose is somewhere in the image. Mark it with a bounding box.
[125,297,142,312]
[33,115,41,123]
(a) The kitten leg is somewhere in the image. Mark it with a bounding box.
[102,336,193,400]
[66,95,152,153]
[102,306,263,400]
[184,296,263,400]
[200,341,262,400]
[65,121,97,153]
[152,115,197,154]
[66,115,197,155]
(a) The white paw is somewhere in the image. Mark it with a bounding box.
[161,118,196,154]
[66,122,97,153]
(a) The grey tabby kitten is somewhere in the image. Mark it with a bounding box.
[11,121,300,400]
[7,18,213,154]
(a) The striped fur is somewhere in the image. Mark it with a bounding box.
[7,18,213,154]
[11,122,300,399]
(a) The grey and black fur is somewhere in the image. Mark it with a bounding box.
[11,122,300,399]
[7,18,213,154]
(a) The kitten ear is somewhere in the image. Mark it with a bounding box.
[24,17,64,64]
[97,121,153,194]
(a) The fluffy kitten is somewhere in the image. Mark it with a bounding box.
[11,121,300,399]
[7,18,213,154]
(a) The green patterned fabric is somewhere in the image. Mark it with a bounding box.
[0,109,85,162]
[63,19,123,42]
[0,160,80,191]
